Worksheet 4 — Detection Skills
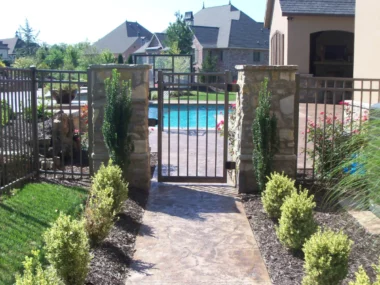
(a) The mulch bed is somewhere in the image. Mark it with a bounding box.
[86,187,149,285]
[242,189,380,285]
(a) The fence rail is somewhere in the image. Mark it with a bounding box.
[296,75,380,182]
[0,67,91,192]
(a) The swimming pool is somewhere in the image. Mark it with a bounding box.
[149,103,226,128]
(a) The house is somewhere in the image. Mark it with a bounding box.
[0,37,25,63]
[0,41,9,62]
[134,33,169,55]
[93,21,152,61]
[135,4,270,80]
[190,4,269,80]
[264,0,355,77]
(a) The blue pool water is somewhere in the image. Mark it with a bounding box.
[149,104,226,128]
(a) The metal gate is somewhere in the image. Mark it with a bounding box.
[156,71,230,183]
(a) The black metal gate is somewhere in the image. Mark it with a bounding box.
[156,71,230,183]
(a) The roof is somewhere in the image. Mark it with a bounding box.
[0,38,21,54]
[0,41,9,50]
[265,0,355,28]
[193,4,269,49]
[190,26,219,48]
[93,21,152,54]
[133,32,168,54]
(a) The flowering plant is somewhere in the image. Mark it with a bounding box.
[305,102,368,180]
[217,103,236,158]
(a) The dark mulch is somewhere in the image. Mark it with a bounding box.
[242,190,380,285]
[86,187,149,285]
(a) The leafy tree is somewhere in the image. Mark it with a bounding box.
[16,19,40,57]
[63,45,81,70]
[101,50,115,64]
[45,45,65,69]
[165,12,193,55]
[0,60,5,68]
[117,54,124,64]
[12,56,37,68]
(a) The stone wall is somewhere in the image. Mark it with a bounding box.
[90,64,151,191]
[235,65,298,193]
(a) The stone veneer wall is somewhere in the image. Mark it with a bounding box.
[235,65,298,193]
[89,65,151,191]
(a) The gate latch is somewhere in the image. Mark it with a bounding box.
[148,118,158,127]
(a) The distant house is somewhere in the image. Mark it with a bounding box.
[264,0,355,77]
[135,4,270,80]
[93,21,152,61]
[134,33,169,55]
[190,4,269,80]
[0,37,25,63]
[0,41,9,62]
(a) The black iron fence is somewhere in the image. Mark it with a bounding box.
[296,75,380,182]
[0,67,92,193]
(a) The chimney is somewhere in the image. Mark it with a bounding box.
[184,12,194,26]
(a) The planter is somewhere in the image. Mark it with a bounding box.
[52,89,77,104]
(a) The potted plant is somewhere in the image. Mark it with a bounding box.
[45,83,78,104]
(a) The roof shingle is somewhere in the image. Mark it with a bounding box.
[280,0,355,16]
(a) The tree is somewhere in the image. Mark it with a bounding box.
[117,54,124,64]
[127,55,133,64]
[16,19,40,57]
[199,53,218,82]
[100,50,115,64]
[165,12,193,55]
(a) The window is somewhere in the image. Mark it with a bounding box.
[220,50,223,62]
[193,48,199,63]
[271,31,284,65]
[253,52,261,62]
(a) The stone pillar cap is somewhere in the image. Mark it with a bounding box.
[89,64,151,70]
[235,65,298,71]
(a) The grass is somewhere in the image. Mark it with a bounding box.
[150,91,236,102]
[0,183,88,285]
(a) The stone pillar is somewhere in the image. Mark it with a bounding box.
[235,65,298,193]
[89,64,151,191]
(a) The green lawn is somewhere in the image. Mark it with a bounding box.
[150,91,236,102]
[0,183,88,285]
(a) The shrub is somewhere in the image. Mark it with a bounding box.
[43,214,91,285]
[252,78,278,191]
[276,189,317,251]
[102,69,134,170]
[349,266,371,285]
[1,100,13,126]
[0,60,5,68]
[15,250,63,285]
[85,186,115,245]
[117,54,124,64]
[92,160,129,214]
[262,172,296,219]
[303,229,353,285]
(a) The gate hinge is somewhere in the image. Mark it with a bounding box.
[225,161,236,170]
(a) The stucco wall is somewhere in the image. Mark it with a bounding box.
[354,0,380,80]
[288,16,355,74]
[269,0,288,65]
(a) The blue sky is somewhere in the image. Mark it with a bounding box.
[0,0,266,45]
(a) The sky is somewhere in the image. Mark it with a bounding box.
[0,0,266,45]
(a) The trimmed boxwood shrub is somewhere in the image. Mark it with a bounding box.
[303,229,353,285]
[92,160,129,214]
[262,172,296,219]
[15,250,63,285]
[276,188,317,251]
[350,266,371,285]
[43,214,91,285]
[85,186,115,246]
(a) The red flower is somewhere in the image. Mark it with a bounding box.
[339,101,349,106]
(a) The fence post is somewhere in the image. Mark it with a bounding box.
[294,74,300,157]
[87,68,94,176]
[30,66,39,178]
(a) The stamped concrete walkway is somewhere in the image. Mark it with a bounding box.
[126,183,271,284]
